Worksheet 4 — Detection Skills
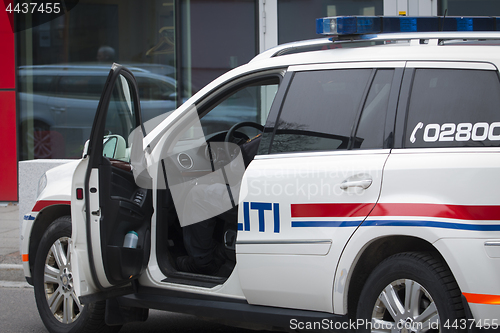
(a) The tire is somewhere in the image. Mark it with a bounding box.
[356,252,465,333]
[33,216,120,333]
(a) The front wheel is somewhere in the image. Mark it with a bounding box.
[33,216,119,333]
[356,252,465,333]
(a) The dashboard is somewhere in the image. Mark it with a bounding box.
[166,130,249,180]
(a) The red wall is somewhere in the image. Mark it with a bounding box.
[0,0,17,202]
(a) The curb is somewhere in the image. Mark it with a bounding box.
[0,280,32,288]
[0,264,25,283]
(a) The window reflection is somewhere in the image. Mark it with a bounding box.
[18,0,257,161]
[278,0,383,44]
[18,1,177,160]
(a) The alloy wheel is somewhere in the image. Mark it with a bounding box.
[43,236,83,324]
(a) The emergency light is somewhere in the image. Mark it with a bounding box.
[316,16,500,36]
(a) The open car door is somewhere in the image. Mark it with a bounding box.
[71,64,153,301]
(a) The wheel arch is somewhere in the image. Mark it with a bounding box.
[343,235,451,319]
[28,204,71,278]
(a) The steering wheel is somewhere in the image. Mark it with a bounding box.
[224,121,264,143]
[214,121,264,168]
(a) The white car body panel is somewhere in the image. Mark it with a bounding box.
[373,148,500,320]
[20,160,78,278]
[69,157,102,296]
[237,150,389,312]
[435,238,500,322]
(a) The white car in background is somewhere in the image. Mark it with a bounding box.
[18,64,177,159]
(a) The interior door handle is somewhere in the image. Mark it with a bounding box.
[340,179,372,190]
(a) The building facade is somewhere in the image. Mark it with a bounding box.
[2,0,500,201]
[0,5,16,202]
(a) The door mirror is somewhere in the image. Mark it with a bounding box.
[103,134,128,161]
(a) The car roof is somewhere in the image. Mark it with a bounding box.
[249,32,500,69]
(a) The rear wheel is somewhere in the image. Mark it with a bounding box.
[33,216,120,333]
[356,252,465,333]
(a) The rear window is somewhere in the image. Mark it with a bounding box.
[270,69,372,153]
[269,68,393,154]
[405,68,500,148]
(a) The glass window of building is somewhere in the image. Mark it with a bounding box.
[17,0,256,160]
[439,0,500,15]
[278,0,383,44]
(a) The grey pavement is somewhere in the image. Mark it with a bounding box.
[0,203,26,284]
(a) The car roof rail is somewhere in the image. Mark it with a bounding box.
[250,38,333,63]
[250,31,500,63]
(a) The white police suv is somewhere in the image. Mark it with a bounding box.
[21,16,500,333]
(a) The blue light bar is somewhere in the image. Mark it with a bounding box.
[443,17,496,31]
[382,17,440,32]
[316,15,500,36]
[316,16,357,35]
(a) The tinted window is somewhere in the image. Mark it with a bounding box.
[270,69,372,153]
[103,74,137,158]
[354,69,394,149]
[405,69,500,148]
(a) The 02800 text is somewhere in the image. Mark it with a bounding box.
[410,121,500,143]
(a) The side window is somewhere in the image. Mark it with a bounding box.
[354,69,394,149]
[405,68,500,148]
[270,69,372,154]
[200,79,279,137]
[102,74,138,161]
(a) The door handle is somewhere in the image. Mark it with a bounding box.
[340,179,372,190]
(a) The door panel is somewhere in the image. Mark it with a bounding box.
[98,158,152,285]
[237,151,388,313]
[72,64,152,298]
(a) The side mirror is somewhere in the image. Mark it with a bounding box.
[103,134,128,161]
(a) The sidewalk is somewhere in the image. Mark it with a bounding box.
[0,203,26,284]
